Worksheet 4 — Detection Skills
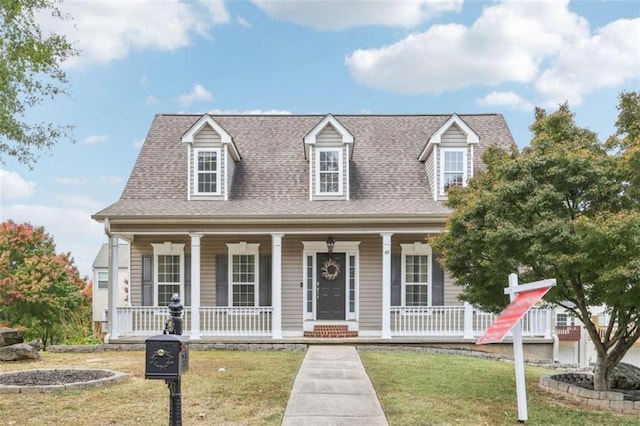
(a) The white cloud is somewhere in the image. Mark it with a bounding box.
[177,84,214,107]
[1,204,105,278]
[99,176,124,185]
[139,74,148,88]
[251,0,462,30]
[0,169,36,200]
[83,134,109,145]
[133,139,145,149]
[55,177,88,185]
[345,0,638,107]
[144,95,158,105]
[478,91,534,112]
[208,109,292,115]
[37,0,231,70]
[55,194,103,211]
[236,15,251,28]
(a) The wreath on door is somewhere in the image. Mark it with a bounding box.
[321,258,341,281]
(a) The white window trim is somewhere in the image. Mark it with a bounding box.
[315,148,344,196]
[401,243,432,308]
[97,270,108,290]
[439,148,467,196]
[151,243,185,308]
[193,147,222,196]
[226,242,260,308]
[301,241,360,321]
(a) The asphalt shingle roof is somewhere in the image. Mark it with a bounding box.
[94,114,515,220]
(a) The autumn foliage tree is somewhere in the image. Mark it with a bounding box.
[434,93,640,391]
[0,220,88,349]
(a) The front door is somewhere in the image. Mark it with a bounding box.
[316,253,346,320]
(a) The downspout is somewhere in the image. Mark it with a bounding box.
[103,218,112,344]
[551,307,559,362]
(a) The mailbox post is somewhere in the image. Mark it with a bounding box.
[145,294,189,426]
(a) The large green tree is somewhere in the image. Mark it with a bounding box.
[434,93,640,391]
[0,0,76,167]
[0,220,88,349]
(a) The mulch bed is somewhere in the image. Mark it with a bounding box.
[0,369,113,386]
[554,374,640,402]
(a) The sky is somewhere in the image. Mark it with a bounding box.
[0,0,639,278]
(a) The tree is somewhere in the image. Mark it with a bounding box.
[434,95,640,391]
[0,0,77,168]
[0,220,88,349]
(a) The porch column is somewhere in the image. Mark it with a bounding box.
[190,233,202,340]
[381,232,393,338]
[271,233,284,339]
[107,235,119,342]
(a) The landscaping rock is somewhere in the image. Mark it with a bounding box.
[0,328,23,347]
[610,362,640,390]
[0,343,40,362]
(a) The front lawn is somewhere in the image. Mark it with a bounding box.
[360,350,639,425]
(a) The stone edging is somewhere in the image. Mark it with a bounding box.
[48,343,307,352]
[539,373,640,415]
[0,369,127,394]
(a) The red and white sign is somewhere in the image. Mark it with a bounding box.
[476,286,551,345]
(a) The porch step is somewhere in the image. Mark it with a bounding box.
[303,325,358,338]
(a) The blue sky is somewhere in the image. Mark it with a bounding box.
[1,0,638,277]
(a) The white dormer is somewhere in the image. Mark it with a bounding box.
[181,114,241,201]
[304,114,354,201]
[418,114,479,201]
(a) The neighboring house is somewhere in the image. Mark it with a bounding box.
[92,113,553,349]
[92,243,130,337]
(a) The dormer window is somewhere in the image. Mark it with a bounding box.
[441,148,467,194]
[194,148,221,195]
[317,149,343,195]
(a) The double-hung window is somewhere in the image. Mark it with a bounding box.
[401,243,432,307]
[152,243,184,307]
[97,271,108,290]
[194,148,220,195]
[316,149,342,195]
[227,243,260,307]
[440,149,467,194]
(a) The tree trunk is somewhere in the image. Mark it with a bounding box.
[593,355,612,391]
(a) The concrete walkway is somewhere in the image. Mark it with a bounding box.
[281,345,389,426]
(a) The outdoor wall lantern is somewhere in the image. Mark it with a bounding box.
[326,236,335,256]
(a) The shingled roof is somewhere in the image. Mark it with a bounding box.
[93,114,515,221]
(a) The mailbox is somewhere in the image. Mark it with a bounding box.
[145,334,189,380]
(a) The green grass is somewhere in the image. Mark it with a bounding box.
[0,350,304,425]
[360,351,640,426]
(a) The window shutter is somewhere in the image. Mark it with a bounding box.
[184,254,191,306]
[432,254,445,306]
[142,255,153,306]
[216,255,228,306]
[391,254,401,306]
[259,254,272,306]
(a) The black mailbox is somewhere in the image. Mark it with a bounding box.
[145,334,189,380]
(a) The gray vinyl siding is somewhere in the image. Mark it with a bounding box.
[281,236,304,332]
[191,126,225,200]
[225,146,236,200]
[443,270,462,305]
[424,151,435,199]
[357,235,383,331]
[311,125,348,201]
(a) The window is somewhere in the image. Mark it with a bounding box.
[151,243,184,307]
[227,243,260,307]
[194,148,220,195]
[316,149,343,195]
[440,149,467,194]
[557,313,576,326]
[401,243,432,307]
[97,271,108,290]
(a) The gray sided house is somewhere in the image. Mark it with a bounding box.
[93,113,554,352]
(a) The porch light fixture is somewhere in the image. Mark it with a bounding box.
[326,236,335,256]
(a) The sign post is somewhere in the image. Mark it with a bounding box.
[477,274,556,423]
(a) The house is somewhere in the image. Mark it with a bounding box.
[92,113,554,354]
[91,243,130,336]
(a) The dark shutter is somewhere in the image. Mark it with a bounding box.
[184,254,191,306]
[142,255,153,306]
[216,255,228,306]
[391,254,401,306]
[432,254,445,306]
[259,254,272,306]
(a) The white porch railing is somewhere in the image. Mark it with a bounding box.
[391,303,552,339]
[116,306,272,337]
